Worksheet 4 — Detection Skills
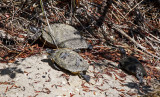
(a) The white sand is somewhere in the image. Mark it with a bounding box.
[0,54,148,97]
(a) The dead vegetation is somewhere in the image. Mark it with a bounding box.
[0,0,159,95]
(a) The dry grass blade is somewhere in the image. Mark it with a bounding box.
[40,0,58,49]
[125,0,144,17]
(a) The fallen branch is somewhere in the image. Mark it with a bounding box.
[102,59,118,68]
[125,0,144,17]
[112,24,160,59]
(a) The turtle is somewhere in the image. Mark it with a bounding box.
[42,24,89,49]
[28,24,90,49]
[46,48,90,82]
[118,47,147,84]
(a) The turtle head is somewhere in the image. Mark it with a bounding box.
[119,47,126,58]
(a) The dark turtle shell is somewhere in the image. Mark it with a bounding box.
[119,56,147,77]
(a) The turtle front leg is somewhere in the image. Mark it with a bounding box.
[48,56,61,71]
[52,63,61,71]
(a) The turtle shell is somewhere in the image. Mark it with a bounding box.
[119,56,147,77]
[50,49,89,73]
[42,24,89,49]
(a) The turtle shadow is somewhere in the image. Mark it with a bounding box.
[124,82,152,95]
[41,59,77,76]
[0,67,23,79]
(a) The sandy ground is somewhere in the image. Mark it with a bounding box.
[0,53,157,97]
